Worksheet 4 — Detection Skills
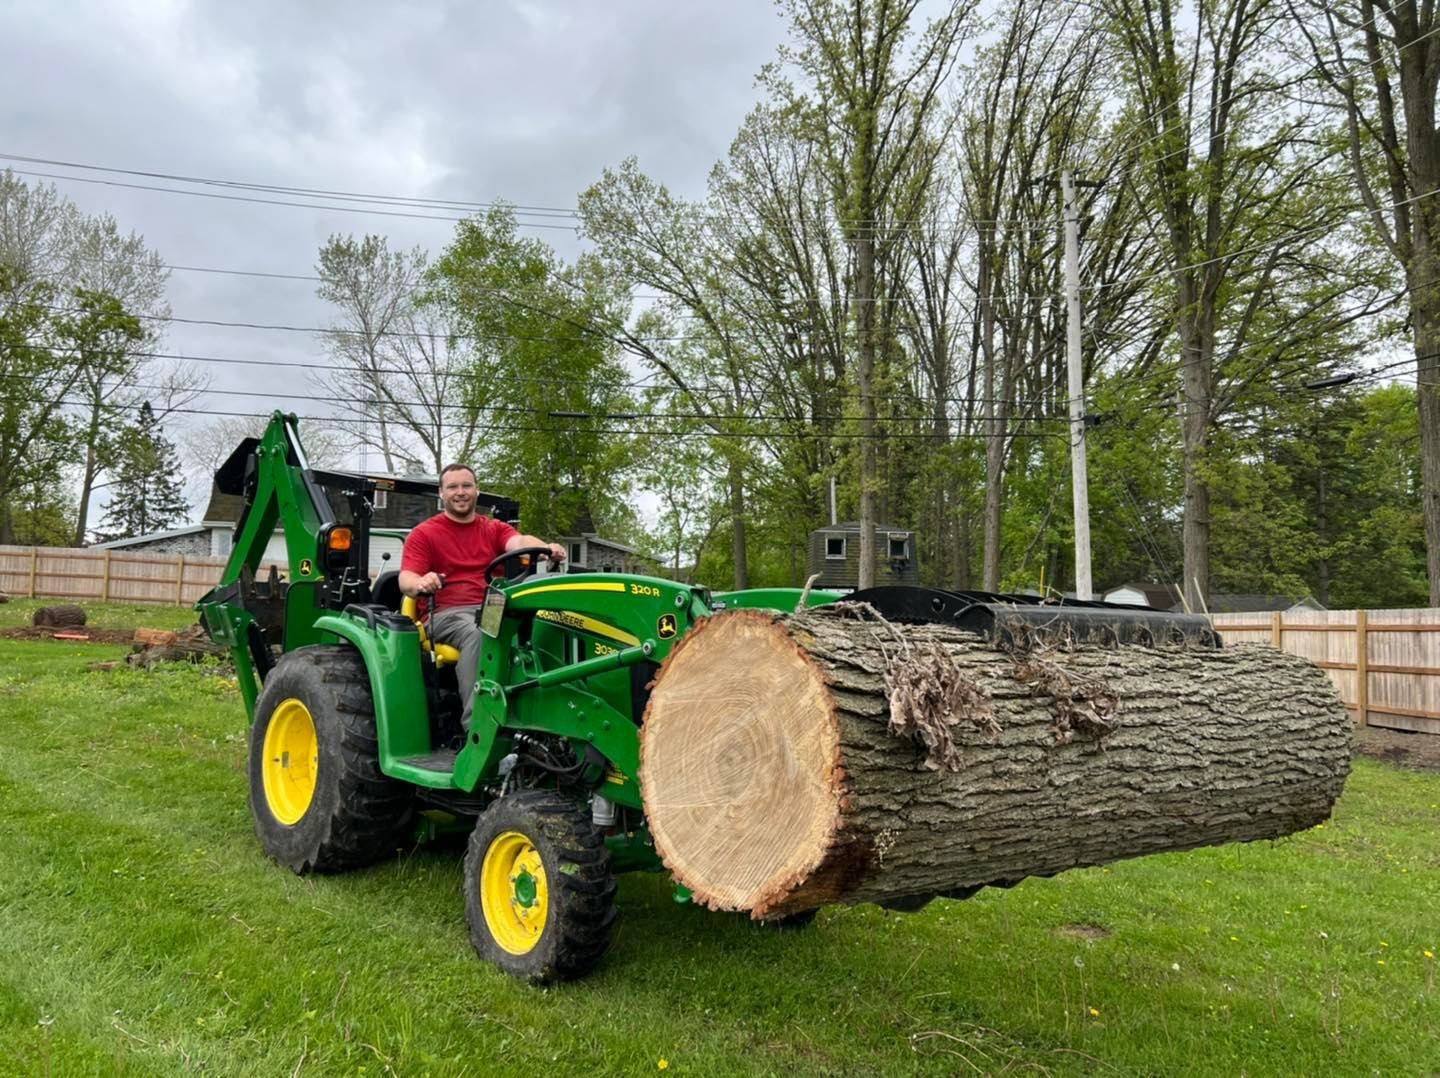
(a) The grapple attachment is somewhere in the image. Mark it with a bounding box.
[846,586,1220,650]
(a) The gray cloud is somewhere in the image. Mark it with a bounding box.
[0,0,785,513]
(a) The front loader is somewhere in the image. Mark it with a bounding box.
[198,412,1232,983]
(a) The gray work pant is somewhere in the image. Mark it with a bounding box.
[428,605,484,730]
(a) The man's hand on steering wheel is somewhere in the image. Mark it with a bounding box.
[484,543,565,582]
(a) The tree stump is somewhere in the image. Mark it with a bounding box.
[32,605,86,628]
[640,607,1351,919]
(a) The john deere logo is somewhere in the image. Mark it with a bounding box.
[657,614,678,639]
[299,558,314,576]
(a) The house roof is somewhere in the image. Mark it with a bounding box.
[1206,593,1326,614]
[559,532,641,555]
[92,524,209,549]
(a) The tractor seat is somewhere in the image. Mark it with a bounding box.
[400,594,460,667]
[370,570,403,611]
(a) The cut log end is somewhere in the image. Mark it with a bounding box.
[640,611,845,914]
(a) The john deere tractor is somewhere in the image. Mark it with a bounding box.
[198,412,1213,983]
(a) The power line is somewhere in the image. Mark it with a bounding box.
[4,168,584,232]
[0,152,581,215]
[0,151,1045,241]
[0,395,1063,442]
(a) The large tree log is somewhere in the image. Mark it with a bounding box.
[640,607,1351,919]
[32,604,86,628]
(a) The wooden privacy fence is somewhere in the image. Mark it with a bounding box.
[1213,609,1440,736]
[3,547,1437,736]
[0,545,282,607]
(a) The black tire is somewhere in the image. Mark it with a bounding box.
[463,790,617,984]
[248,645,414,874]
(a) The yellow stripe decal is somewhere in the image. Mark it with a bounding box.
[535,609,641,647]
[518,581,628,597]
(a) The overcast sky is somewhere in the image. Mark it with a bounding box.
[0,0,788,515]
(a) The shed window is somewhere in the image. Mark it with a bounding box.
[372,489,388,510]
[825,536,846,559]
[888,535,908,559]
[570,543,583,564]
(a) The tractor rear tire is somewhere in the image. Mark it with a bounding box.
[248,645,414,874]
[463,790,617,984]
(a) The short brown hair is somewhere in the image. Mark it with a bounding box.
[439,463,475,484]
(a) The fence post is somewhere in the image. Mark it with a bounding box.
[28,548,37,598]
[101,550,112,602]
[1355,609,1369,728]
[175,554,186,606]
[1271,610,1283,647]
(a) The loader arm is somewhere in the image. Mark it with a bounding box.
[195,413,342,716]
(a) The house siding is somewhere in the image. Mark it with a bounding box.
[806,524,919,588]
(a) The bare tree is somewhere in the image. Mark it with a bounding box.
[374,301,485,474]
[312,234,427,472]
[180,414,351,489]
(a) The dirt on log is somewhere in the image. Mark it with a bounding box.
[639,606,1351,920]
[32,604,86,628]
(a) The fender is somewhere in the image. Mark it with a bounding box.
[312,612,440,783]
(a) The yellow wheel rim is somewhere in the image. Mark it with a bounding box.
[262,698,319,825]
[480,831,549,955]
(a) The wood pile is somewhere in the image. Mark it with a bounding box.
[125,624,228,668]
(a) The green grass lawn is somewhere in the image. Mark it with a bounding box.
[1,607,1437,1075]
[0,597,200,632]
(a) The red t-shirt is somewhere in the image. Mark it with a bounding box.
[400,513,519,610]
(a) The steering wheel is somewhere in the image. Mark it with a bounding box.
[484,545,554,582]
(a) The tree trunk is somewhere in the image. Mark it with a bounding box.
[33,605,87,628]
[1413,201,1440,605]
[75,432,99,547]
[727,454,748,591]
[856,227,878,591]
[641,607,1350,919]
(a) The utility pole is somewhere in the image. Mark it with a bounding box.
[1062,170,1095,600]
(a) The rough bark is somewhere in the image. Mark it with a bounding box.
[32,604,86,628]
[641,606,1351,919]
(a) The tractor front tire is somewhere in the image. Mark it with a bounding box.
[248,645,414,874]
[464,790,617,984]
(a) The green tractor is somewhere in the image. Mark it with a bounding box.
[197,413,847,982]
[199,413,1215,983]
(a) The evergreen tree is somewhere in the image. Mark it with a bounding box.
[97,401,189,541]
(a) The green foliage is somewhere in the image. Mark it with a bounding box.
[96,400,190,541]
[0,268,145,545]
[1,480,76,546]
